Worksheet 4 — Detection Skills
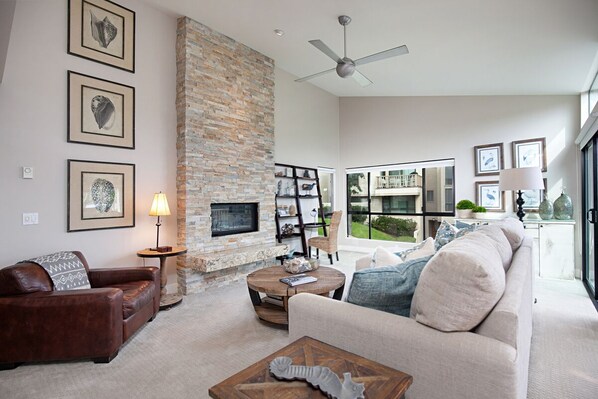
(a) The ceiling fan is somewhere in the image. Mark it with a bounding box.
[295,15,409,87]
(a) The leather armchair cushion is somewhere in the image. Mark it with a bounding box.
[111,281,156,319]
[0,262,53,296]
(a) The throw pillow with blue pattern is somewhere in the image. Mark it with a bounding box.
[434,220,459,251]
[395,237,435,261]
[347,255,433,317]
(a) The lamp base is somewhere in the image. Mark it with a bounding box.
[151,246,172,253]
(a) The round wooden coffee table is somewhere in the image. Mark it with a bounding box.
[247,265,345,325]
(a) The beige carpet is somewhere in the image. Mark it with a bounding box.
[1,251,597,398]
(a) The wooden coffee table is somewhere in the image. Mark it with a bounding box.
[209,336,412,399]
[247,266,345,325]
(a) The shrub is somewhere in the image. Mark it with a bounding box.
[456,199,476,210]
[371,216,418,237]
[472,206,487,213]
[350,205,367,223]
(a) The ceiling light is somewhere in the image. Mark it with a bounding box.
[274,29,284,37]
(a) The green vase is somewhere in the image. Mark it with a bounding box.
[553,190,573,220]
[538,194,553,220]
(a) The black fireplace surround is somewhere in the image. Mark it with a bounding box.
[211,203,259,237]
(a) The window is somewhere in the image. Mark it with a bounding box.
[346,159,455,243]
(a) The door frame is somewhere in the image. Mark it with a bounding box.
[581,132,598,310]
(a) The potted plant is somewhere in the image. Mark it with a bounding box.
[456,199,476,218]
[472,206,487,219]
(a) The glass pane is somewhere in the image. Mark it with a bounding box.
[319,170,334,215]
[347,213,370,239]
[371,167,423,214]
[585,141,595,291]
[369,215,421,243]
[424,166,455,213]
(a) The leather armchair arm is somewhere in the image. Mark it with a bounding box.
[0,288,124,363]
[88,267,159,287]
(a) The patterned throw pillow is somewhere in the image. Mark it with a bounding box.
[347,255,434,317]
[395,237,435,261]
[434,220,459,251]
[455,221,476,239]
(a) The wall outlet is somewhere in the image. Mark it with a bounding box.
[23,212,38,225]
[22,167,33,179]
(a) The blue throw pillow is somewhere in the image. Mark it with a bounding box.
[346,255,433,317]
[434,220,458,251]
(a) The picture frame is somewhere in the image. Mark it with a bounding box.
[474,142,504,176]
[515,178,547,212]
[68,0,135,73]
[68,159,135,232]
[476,181,505,212]
[512,137,547,172]
[68,71,135,149]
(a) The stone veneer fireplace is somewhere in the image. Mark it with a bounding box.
[211,203,258,237]
[175,17,287,294]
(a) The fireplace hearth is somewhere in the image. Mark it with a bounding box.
[211,203,258,237]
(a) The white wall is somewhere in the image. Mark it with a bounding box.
[0,1,178,280]
[339,96,582,269]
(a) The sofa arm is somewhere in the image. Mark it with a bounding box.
[0,288,123,364]
[88,267,159,287]
[289,294,520,399]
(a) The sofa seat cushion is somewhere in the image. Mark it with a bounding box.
[410,231,506,332]
[110,281,155,319]
[347,255,433,317]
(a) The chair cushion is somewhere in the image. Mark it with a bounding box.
[110,281,155,319]
[410,231,506,332]
[347,255,433,317]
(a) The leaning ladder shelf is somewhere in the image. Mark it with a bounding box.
[274,163,328,257]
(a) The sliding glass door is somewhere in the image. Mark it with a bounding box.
[582,134,597,304]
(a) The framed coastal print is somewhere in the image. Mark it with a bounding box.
[515,178,547,213]
[474,143,504,176]
[68,160,135,232]
[68,0,136,72]
[476,181,505,212]
[68,71,135,149]
[512,137,547,172]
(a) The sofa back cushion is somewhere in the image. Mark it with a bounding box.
[347,255,433,317]
[410,231,506,332]
[475,237,533,349]
[476,225,513,271]
[495,217,525,251]
[0,262,53,296]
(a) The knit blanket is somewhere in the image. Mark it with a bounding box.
[26,251,91,291]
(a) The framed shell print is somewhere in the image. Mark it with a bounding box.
[512,137,547,172]
[68,0,135,72]
[68,159,135,232]
[474,142,504,176]
[68,71,135,149]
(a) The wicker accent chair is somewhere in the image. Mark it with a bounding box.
[308,210,342,264]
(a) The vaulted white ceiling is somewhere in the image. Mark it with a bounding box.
[142,0,598,97]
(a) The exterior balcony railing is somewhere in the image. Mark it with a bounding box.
[375,174,422,189]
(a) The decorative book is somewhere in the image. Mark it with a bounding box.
[280,274,318,287]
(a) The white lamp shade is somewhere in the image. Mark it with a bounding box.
[149,192,171,216]
[499,167,544,191]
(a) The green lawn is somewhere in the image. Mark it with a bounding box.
[318,218,416,243]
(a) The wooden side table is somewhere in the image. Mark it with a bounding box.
[137,246,187,310]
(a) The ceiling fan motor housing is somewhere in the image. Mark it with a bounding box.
[336,58,355,78]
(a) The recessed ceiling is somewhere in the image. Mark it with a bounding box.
[141,0,598,97]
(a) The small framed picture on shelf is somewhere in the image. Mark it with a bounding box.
[512,137,547,172]
[475,181,505,212]
[474,143,503,176]
[515,178,547,212]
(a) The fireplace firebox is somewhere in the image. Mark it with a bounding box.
[211,203,259,237]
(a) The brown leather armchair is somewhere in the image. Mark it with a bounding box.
[0,251,159,369]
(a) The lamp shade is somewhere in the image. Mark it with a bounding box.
[499,167,544,191]
[149,192,171,216]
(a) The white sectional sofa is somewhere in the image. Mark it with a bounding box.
[289,220,533,399]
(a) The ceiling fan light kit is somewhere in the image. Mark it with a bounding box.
[296,15,409,87]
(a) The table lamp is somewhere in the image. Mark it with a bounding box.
[499,167,544,222]
[149,192,171,252]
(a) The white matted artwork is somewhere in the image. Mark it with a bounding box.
[512,137,547,172]
[476,181,505,212]
[474,142,504,176]
[516,178,547,212]
[68,159,135,231]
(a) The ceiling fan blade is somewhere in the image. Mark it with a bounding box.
[352,69,373,87]
[309,40,343,63]
[295,67,336,83]
[354,45,409,66]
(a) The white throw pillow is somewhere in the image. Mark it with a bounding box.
[370,246,403,268]
[410,230,506,332]
[402,237,436,261]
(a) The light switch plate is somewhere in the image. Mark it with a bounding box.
[23,213,38,225]
[22,167,33,179]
